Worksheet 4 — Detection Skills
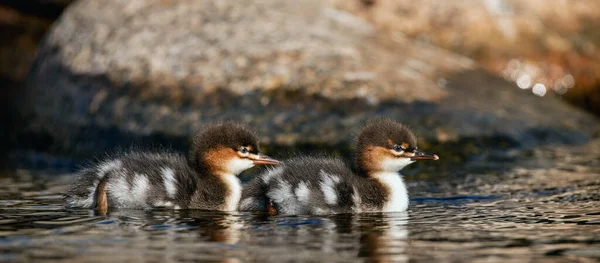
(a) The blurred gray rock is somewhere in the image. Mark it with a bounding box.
[21,0,599,157]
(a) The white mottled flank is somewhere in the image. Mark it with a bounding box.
[108,174,151,209]
[238,197,255,210]
[221,173,242,211]
[68,160,123,208]
[351,186,362,212]
[161,167,177,198]
[372,172,409,212]
[153,201,174,207]
[313,208,327,215]
[295,182,310,204]
[261,166,284,184]
[320,170,340,205]
[132,174,150,201]
[320,170,341,184]
[96,160,122,179]
[108,176,129,206]
[380,157,414,172]
[226,158,254,175]
[267,180,298,214]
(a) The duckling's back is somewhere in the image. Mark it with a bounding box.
[240,156,359,215]
[65,151,198,210]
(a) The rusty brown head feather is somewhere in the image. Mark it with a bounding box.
[355,118,438,175]
[188,122,279,175]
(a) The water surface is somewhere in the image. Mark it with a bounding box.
[1,140,599,262]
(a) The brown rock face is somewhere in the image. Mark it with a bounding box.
[19,0,599,157]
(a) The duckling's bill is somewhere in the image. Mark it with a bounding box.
[252,153,281,165]
[409,150,439,161]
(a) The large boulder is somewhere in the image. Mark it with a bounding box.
[19,0,599,158]
[334,0,600,116]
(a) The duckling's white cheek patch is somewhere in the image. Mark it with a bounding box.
[227,158,254,175]
[380,158,414,172]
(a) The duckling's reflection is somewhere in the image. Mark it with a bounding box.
[101,210,247,244]
[178,210,246,244]
[258,212,409,262]
[355,212,409,263]
[183,211,256,263]
[102,210,408,262]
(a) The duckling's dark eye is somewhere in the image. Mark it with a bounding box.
[239,147,249,154]
[393,145,405,152]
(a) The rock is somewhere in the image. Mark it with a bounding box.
[0,2,72,159]
[333,0,600,116]
[18,0,599,158]
[0,0,73,80]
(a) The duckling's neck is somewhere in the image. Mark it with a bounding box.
[192,162,242,211]
[371,171,409,212]
[215,172,242,211]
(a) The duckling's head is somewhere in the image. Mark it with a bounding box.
[189,122,279,175]
[355,119,438,175]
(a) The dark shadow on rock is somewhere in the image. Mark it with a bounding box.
[10,67,600,172]
[0,0,72,20]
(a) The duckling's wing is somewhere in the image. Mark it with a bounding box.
[240,156,356,215]
[239,166,283,212]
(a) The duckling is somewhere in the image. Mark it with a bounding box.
[239,119,438,215]
[65,122,279,213]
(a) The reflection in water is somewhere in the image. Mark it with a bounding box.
[178,211,244,244]
[358,213,409,263]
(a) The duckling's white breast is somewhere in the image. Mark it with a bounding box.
[221,173,242,211]
[372,172,409,212]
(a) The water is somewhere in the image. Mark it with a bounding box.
[1,140,600,262]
